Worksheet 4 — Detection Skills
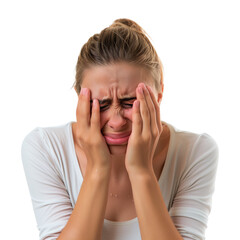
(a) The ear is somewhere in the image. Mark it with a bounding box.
[157,84,164,104]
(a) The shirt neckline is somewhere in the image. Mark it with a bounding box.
[68,120,173,225]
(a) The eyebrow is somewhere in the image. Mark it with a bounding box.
[90,97,136,105]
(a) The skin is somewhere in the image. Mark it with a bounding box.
[72,61,167,180]
[59,62,183,239]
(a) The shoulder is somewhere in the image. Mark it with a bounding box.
[22,122,72,150]
[165,122,219,175]
[21,126,47,155]
[167,122,218,155]
[21,122,73,168]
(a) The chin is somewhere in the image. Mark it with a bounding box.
[108,144,127,155]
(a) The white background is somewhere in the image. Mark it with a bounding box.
[0,0,239,239]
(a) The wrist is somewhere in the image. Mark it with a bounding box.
[85,165,111,180]
[127,167,156,181]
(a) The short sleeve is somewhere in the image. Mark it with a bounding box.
[21,128,73,240]
[169,134,219,240]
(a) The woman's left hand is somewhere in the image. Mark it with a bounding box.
[125,83,163,176]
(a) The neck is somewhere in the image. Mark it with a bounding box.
[109,149,128,180]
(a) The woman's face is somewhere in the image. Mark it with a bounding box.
[80,62,160,154]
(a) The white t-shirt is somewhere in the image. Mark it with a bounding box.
[21,121,218,240]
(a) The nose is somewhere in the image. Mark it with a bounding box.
[107,111,127,131]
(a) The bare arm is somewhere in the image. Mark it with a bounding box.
[57,168,110,240]
[129,170,183,240]
[125,84,183,239]
[58,88,112,240]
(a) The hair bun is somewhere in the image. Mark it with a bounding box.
[110,18,146,35]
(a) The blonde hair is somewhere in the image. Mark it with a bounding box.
[73,18,164,95]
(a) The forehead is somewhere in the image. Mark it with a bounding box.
[81,62,151,98]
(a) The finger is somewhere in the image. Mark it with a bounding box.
[90,99,101,131]
[137,83,150,135]
[145,85,161,131]
[142,84,158,134]
[131,100,142,136]
[76,88,90,128]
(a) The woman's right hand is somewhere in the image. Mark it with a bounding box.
[74,87,111,173]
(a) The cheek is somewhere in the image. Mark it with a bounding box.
[123,108,133,121]
[100,113,108,129]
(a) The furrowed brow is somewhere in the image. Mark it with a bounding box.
[90,99,111,105]
[90,97,136,105]
[119,97,136,102]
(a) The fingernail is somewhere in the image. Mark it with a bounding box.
[134,100,140,108]
[138,86,143,94]
[93,99,98,107]
[81,88,88,95]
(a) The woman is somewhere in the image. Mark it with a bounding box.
[21,18,218,240]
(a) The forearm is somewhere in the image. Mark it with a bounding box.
[57,168,110,240]
[129,170,183,240]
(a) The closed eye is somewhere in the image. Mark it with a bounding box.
[100,103,133,112]
[100,105,109,111]
[122,103,133,108]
